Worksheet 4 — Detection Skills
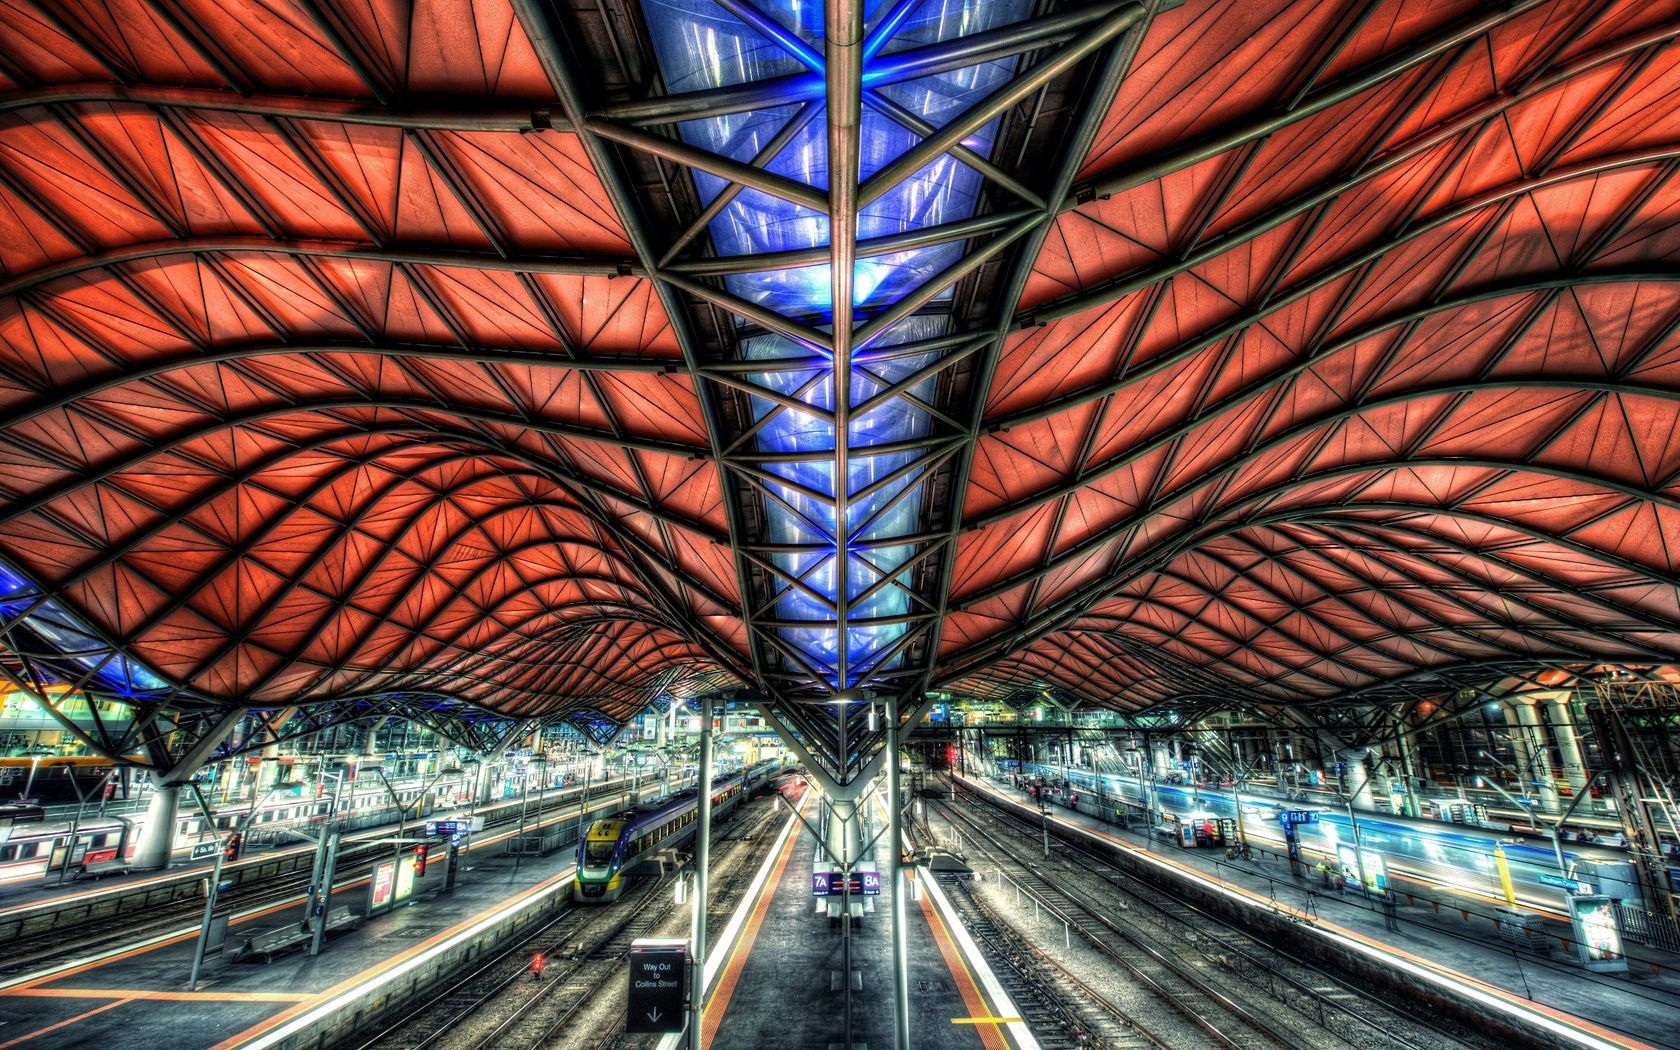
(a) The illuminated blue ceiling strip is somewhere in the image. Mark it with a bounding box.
[0,558,173,697]
[644,0,1029,691]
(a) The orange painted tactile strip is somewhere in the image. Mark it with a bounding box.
[0,988,312,1002]
[961,776,1650,1050]
[208,867,575,1050]
[917,891,1009,1050]
[0,998,132,1049]
[697,807,804,1048]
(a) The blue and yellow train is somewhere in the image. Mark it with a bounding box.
[573,757,787,902]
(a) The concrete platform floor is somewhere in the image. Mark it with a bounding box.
[701,814,1025,1050]
[0,785,657,1050]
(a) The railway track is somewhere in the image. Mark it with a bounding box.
[934,784,1482,1050]
[939,874,1167,1050]
[356,781,794,1050]
[547,784,797,1050]
[354,872,667,1050]
[933,797,1297,1050]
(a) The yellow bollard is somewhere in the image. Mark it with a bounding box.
[1492,843,1517,908]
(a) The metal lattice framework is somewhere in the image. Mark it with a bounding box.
[0,0,1679,770]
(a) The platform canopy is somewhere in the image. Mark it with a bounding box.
[0,0,1678,741]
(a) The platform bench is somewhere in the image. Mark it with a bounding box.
[77,859,132,880]
[234,922,311,963]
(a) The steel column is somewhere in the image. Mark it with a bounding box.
[886,698,910,1050]
[688,692,714,1050]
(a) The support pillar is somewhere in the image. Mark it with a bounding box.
[1547,693,1589,794]
[131,782,183,870]
[688,693,714,1050]
[258,741,281,792]
[1339,748,1375,810]
[1509,699,1560,814]
[1394,739,1425,818]
[130,710,244,872]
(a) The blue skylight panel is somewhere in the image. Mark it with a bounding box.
[641,0,1032,688]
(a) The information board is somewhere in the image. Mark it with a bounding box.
[1277,809,1318,826]
[425,818,479,839]
[395,854,417,903]
[811,870,881,896]
[191,841,219,861]
[627,938,688,1034]
[1537,872,1595,895]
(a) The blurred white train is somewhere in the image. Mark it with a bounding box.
[0,777,435,885]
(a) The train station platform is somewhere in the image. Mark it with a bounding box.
[0,785,659,1050]
[956,771,1680,1050]
[679,791,1033,1050]
[0,774,648,915]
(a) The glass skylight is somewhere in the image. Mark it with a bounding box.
[643,0,1030,688]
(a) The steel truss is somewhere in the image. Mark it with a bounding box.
[1,0,1677,767]
[509,0,1158,781]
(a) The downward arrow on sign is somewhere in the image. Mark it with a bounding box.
[647,1009,662,1022]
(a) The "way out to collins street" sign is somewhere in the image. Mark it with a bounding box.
[628,937,689,1034]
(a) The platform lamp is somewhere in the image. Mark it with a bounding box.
[189,778,307,989]
[367,767,405,866]
[18,746,50,801]
[55,765,119,885]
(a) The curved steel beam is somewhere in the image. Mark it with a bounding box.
[422,616,710,696]
[1278,518,1680,658]
[1007,146,1680,403]
[177,485,652,692]
[965,387,1680,610]
[0,396,709,527]
[510,0,774,705]
[7,340,675,428]
[1157,543,1486,669]
[944,461,1680,680]
[1065,0,1551,205]
[969,450,1680,616]
[974,308,1680,529]
[0,237,638,299]
[904,2,1163,709]
[258,525,687,702]
[0,82,569,130]
[30,425,723,586]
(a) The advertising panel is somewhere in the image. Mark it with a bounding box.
[395,854,417,903]
[1568,894,1629,973]
[1336,846,1389,896]
[369,859,397,912]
